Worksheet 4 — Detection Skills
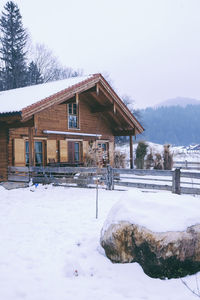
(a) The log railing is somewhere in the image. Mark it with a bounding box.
[173,161,200,170]
[8,166,200,195]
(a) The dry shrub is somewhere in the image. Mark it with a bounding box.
[84,152,96,167]
[114,151,126,168]
[163,144,173,170]
[154,153,163,170]
[146,150,154,169]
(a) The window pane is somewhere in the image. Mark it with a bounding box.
[35,153,43,165]
[25,141,29,166]
[69,115,77,128]
[74,142,79,161]
[68,103,72,114]
[73,103,77,115]
[25,141,29,152]
[25,154,29,165]
[35,141,42,152]
[34,142,43,166]
[102,143,107,151]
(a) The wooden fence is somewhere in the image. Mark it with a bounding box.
[112,168,200,195]
[173,161,200,170]
[8,166,107,187]
[8,166,200,195]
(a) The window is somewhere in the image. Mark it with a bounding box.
[25,141,29,166]
[97,142,109,166]
[68,103,78,128]
[74,142,80,162]
[98,143,107,152]
[35,141,43,166]
[25,141,43,166]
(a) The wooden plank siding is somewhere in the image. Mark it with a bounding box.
[0,125,8,181]
[7,94,115,171]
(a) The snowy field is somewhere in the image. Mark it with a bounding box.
[116,142,200,165]
[0,185,199,300]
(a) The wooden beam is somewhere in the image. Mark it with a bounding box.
[113,103,116,114]
[91,104,113,113]
[8,118,34,129]
[113,128,135,136]
[98,81,143,132]
[90,91,108,106]
[0,115,21,123]
[96,83,99,96]
[76,93,79,105]
[129,135,133,169]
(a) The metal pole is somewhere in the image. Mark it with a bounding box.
[96,178,99,219]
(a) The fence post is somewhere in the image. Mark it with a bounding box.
[172,168,181,194]
[106,165,113,190]
[185,160,188,169]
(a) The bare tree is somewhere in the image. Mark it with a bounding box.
[115,94,142,145]
[31,43,83,83]
[122,95,141,121]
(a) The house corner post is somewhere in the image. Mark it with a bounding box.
[28,128,34,183]
[0,125,8,182]
[28,127,34,167]
[129,135,133,169]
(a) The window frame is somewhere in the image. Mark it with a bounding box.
[34,141,44,166]
[68,102,79,129]
[25,140,44,166]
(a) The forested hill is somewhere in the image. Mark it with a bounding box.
[139,105,200,146]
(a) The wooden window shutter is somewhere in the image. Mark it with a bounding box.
[68,141,74,163]
[83,141,88,161]
[59,140,68,162]
[14,139,25,166]
[47,140,57,163]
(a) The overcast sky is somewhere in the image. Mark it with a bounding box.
[1,0,200,108]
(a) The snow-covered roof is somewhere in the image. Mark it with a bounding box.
[0,73,144,134]
[0,75,93,114]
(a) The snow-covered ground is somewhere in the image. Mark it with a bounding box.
[0,184,199,300]
[116,141,200,166]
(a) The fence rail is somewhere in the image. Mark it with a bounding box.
[173,161,200,170]
[8,166,200,195]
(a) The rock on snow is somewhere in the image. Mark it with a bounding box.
[101,190,200,279]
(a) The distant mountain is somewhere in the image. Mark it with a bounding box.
[139,104,200,146]
[156,97,200,108]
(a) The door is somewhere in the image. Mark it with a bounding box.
[68,141,82,164]
[97,142,109,166]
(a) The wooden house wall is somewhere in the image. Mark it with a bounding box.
[8,96,115,167]
[0,126,8,181]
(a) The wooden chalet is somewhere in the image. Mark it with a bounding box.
[0,73,144,181]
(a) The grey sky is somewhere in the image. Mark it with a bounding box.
[1,0,200,108]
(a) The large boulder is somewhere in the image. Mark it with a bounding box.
[100,190,200,279]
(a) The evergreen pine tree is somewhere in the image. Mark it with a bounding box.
[26,61,43,86]
[0,1,28,90]
[135,141,148,169]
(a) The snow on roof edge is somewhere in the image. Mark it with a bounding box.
[0,74,96,114]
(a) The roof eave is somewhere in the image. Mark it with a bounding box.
[21,74,100,121]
